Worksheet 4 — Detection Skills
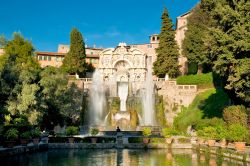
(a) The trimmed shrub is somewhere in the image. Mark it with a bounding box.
[176,72,213,88]
[65,126,79,136]
[5,128,19,140]
[162,128,179,138]
[142,127,151,137]
[31,128,41,138]
[20,131,31,139]
[197,126,218,140]
[90,128,99,136]
[227,124,248,142]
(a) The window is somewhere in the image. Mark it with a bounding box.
[148,44,152,48]
[91,52,93,55]
[38,56,43,60]
[44,56,47,61]
[157,37,159,40]
[152,36,155,41]
[48,56,51,61]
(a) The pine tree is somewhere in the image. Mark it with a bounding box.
[62,28,86,76]
[153,8,180,78]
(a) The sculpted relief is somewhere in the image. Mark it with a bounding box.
[99,43,147,82]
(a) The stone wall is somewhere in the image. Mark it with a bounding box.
[155,80,197,124]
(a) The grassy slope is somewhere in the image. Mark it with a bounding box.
[173,88,229,131]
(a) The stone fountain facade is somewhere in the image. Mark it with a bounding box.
[98,43,148,97]
[97,43,150,128]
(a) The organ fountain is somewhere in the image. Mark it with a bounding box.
[89,43,156,130]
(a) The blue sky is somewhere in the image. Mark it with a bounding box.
[0,0,200,52]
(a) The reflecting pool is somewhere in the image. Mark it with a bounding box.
[1,149,248,166]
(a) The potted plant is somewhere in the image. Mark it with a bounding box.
[20,131,31,145]
[66,126,79,143]
[162,128,176,144]
[142,127,151,144]
[216,125,228,147]
[31,128,41,144]
[197,126,217,146]
[227,124,248,151]
[90,128,99,143]
[4,128,19,148]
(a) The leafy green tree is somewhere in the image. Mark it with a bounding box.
[182,4,213,73]
[62,28,86,76]
[39,67,83,127]
[0,33,42,125]
[153,8,180,78]
[202,0,250,106]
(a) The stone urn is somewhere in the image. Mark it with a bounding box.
[143,137,150,144]
[207,139,216,146]
[165,138,173,144]
[33,138,40,144]
[91,137,98,144]
[68,137,75,143]
[20,139,29,145]
[234,142,246,151]
[219,139,227,148]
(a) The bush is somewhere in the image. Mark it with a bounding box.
[195,118,225,131]
[66,126,79,136]
[31,128,41,138]
[223,105,248,127]
[162,128,179,138]
[142,127,151,137]
[20,131,31,139]
[5,128,19,140]
[90,128,99,136]
[197,126,218,140]
[150,138,165,143]
[227,124,248,142]
[178,137,191,144]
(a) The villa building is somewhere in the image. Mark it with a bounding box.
[36,10,191,75]
[36,46,103,68]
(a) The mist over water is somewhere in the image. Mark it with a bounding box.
[90,70,106,125]
[142,58,156,125]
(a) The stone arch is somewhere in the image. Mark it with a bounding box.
[113,59,133,69]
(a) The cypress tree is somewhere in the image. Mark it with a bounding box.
[62,28,86,76]
[153,8,180,78]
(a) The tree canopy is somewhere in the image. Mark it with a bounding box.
[153,8,180,78]
[62,28,86,76]
[182,4,213,73]
[201,0,250,106]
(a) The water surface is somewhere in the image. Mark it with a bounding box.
[1,149,248,166]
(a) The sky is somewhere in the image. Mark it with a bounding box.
[0,0,200,52]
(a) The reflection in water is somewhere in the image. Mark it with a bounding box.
[0,149,248,166]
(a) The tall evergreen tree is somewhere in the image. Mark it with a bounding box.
[202,0,250,106]
[153,8,180,78]
[62,28,86,76]
[182,4,213,73]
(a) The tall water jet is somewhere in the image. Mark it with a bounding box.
[142,58,156,125]
[118,82,128,111]
[90,70,106,125]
